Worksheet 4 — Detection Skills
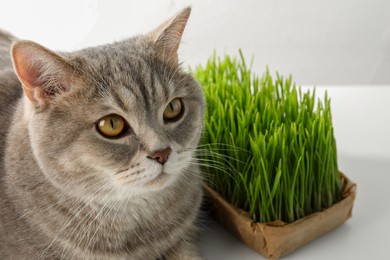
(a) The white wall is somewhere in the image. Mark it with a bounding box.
[1,0,389,85]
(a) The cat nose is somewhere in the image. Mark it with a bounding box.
[147,147,172,165]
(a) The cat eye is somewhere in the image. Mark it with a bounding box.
[96,114,127,138]
[163,98,183,122]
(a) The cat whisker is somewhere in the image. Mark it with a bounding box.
[114,168,129,175]
[121,169,145,181]
[183,169,207,183]
[193,157,241,174]
[40,180,112,260]
[84,185,131,256]
[182,145,250,160]
[60,186,117,259]
[114,162,142,176]
[38,178,109,259]
[187,162,230,177]
[111,186,132,223]
[193,150,247,165]
[188,160,241,190]
[70,188,121,260]
[120,172,147,186]
[196,143,252,153]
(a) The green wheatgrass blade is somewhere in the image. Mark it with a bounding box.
[192,51,342,223]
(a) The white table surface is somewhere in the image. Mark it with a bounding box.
[199,86,390,259]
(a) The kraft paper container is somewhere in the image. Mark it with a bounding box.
[204,173,356,259]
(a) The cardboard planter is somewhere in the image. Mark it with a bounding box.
[204,173,356,259]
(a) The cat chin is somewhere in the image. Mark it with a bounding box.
[112,168,180,195]
[142,171,174,189]
[135,168,181,190]
[107,173,176,200]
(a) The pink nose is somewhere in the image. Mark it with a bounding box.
[147,147,172,165]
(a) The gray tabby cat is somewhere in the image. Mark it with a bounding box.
[0,7,205,260]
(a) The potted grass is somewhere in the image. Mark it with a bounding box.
[192,51,356,259]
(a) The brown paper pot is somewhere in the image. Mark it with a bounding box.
[204,173,356,259]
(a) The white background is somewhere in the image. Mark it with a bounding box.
[1,1,389,259]
[1,0,389,85]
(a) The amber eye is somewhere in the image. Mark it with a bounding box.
[163,98,183,122]
[96,114,126,138]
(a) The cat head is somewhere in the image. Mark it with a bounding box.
[11,7,205,200]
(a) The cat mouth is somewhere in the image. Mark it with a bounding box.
[153,171,167,181]
[146,171,169,186]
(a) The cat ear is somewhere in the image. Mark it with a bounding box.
[147,7,191,66]
[11,40,73,106]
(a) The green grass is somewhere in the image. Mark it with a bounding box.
[192,51,342,223]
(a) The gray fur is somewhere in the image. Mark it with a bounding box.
[0,8,205,260]
[0,29,15,68]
